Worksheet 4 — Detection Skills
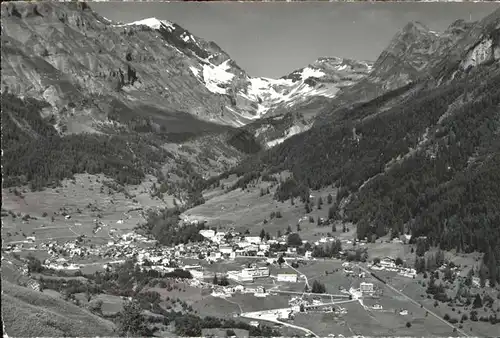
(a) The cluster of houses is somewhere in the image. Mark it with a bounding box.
[227,266,270,282]
[209,284,270,299]
[198,229,272,258]
[368,257,417,278]
[178,262,300,284]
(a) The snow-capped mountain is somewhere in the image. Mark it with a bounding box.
[0,1,372,132]
[242,57,373,148]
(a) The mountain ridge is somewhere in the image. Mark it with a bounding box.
[1,1,373,133]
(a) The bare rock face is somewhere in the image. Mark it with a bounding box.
[1,1,373,132]
[315,9,500,126]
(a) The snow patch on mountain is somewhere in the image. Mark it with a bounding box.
[181,33,192,43]
[189,66,200,78]
[266,125,307,148]
[301,67,326,80]
[117,17,175,31]
[202,60,235,95]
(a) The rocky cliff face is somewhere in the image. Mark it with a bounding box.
[0,1,372,133]
[312,13,498,126]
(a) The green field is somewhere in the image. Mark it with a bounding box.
[183,181,339,241]
[1,173,170,247]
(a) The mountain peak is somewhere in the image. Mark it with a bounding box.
[122,17,175,31]
[402,21,430,33]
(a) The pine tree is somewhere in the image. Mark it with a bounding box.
[327,193,333,204]
[465,269,473,287]
[473,294,482,309]
[305,203,311,213]
[487,250,497,287]
[260,229,266,241]
[479,262,488,288]
[277,255,285,268]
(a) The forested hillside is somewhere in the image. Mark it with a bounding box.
[1,92,254,206]
[1,93,172,189]
[229,59,500,261]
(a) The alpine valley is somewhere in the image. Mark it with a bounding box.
[2,2,500,337]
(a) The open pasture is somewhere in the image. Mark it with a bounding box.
[192,296,241,318]
[183,183,339,242]
[1,173,171,247]
[229,293,290,313]
[293,312,353,337]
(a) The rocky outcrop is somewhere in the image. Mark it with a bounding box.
[315,10,500,126]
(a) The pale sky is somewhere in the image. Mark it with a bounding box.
[92,2,499,78]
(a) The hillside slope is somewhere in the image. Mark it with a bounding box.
[1,279,116,337]
[313,18,477,126]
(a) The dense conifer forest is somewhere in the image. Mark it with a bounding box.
[1,93,172,189]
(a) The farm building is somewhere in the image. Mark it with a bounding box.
[199,229,216,240]
[245,236,261,244]
[227,271,254,282]
[242,266,270,278]
[277,273,298,283]
[360,282,374,294]
[219,246,233,254]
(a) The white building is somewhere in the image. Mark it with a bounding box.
[227,270,254,282]
[242,266,270,278]
[259,243,270,251]
[360,282,374,294]
[219,246,233,255]
[304,251,313,259]
[380,257,396,268]
[210,252,222,260]
[277,273,298,283]
[245,236,261,244]
[183,264,203,271]
[199,229,215,240]
[214,232,226,243]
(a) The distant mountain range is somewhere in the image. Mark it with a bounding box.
[1,1,372,137]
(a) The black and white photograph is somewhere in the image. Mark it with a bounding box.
[1,0,500,337]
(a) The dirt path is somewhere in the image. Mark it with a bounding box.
[222,297,243,314]
[284,260,310,289]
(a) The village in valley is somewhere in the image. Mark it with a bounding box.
[2,171,499,338]
[4,207,485,337]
